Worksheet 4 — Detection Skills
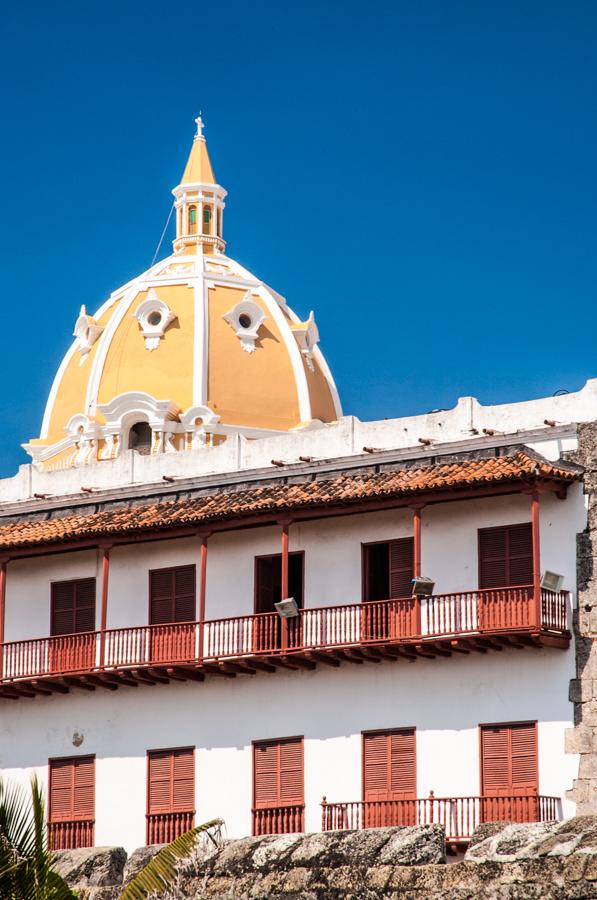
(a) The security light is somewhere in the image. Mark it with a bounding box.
[274,597,299,619]
[540,571,564,592]
[411,576,435,597]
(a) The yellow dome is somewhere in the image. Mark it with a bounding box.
[25,117,341,472]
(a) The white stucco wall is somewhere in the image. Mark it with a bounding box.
[0,649,577,853]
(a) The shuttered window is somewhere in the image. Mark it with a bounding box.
[50,579,96,636]
[481,722,538,796]
[363,539,414,601]
[147,748,195,814]
[149,566,196,625]
[253,737,304,809]
[478,524,533,589]
[48,755,95,851]
[363,729,416,801]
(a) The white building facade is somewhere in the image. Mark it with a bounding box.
[0,119,592,854]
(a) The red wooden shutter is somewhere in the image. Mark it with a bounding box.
[479,524,533,589]
[73,579,96,632]
[254,741,280,808]
[253,737,304,808]
[480,726,510,795]
[73,756,95,819]
[150,566,196,624]
[507,525,533,586]
[279,738,304,805]
[49,758,75,822]
[173,567,196,622]
[51,583,75,636]
[172,748,195,812]
[481,723,537,797]
[363,729,416,801]
[148,748,195,814]
[510,723,538,795]
[148,751,173,813]
[51,579,95,635]
[389,539,414,599]
[49,756,95,821]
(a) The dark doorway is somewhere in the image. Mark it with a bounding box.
[254,553,304,652]
[255,553,304,614]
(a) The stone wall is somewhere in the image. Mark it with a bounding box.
[567,422,597,812]
[55,818,597,899]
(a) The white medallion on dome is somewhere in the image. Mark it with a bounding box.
[73,305,104,364]
[223,291,266,353]
[133,289,178,350]
[291,311,320,371]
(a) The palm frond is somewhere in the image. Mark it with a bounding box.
[0,776,77,900]
[120,818,224,900]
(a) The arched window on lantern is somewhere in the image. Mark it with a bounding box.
[188,205,198,235]
[128,421,152,455]
[203,205,212,235]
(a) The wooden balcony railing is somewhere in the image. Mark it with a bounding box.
[48,818,94,850]
[321,794,560,843]
[146,810,195,845]
[252,804,305,836]
[0,588,569,685]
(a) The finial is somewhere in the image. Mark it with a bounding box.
[194,112,204,140]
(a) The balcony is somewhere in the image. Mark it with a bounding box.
[253,805,305,836]
[0,587,569,698]
[48,818,94,850]
[321,794,560,844]
[146,810,195,845]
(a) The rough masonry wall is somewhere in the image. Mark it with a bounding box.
[55,818,597,899]
[567,422,597,812]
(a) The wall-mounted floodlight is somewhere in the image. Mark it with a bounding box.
[540,571,564,592]
[274,597,299,619]
[411,576,435,598]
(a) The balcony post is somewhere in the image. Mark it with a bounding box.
[98,545,111,669]
[198,532,209,660]
[0,558,6,679]
[411,505,424,635]
[280,519,291,650]
[531,490,541,629]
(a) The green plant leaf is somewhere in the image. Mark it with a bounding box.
[0,775,78,900]
[120,818,223,900]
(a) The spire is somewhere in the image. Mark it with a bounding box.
[172,114,227,254]
[180,113,216,185]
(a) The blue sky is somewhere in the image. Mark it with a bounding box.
[0,1,595,476]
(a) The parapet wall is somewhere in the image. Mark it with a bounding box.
[3,378,597,508]
[55,817,597,899]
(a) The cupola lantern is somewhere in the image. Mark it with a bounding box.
[172,115,226,254]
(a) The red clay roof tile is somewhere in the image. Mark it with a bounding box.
[0,449,581,552]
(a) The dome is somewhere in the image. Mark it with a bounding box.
[25,116,342,471]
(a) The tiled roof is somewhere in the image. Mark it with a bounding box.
[0,449,581,552]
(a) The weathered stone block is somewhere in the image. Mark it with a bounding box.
[53,845,126,888]
[565,724,594,753]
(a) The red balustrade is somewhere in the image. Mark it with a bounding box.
[0,589,569,684]
[3,631,99,680]
[48,819,94,850]
[422,586,535,636]
[103,623,199,669]
[146,811,195,845]
[321,794,560,843]
[252,804,305,836]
